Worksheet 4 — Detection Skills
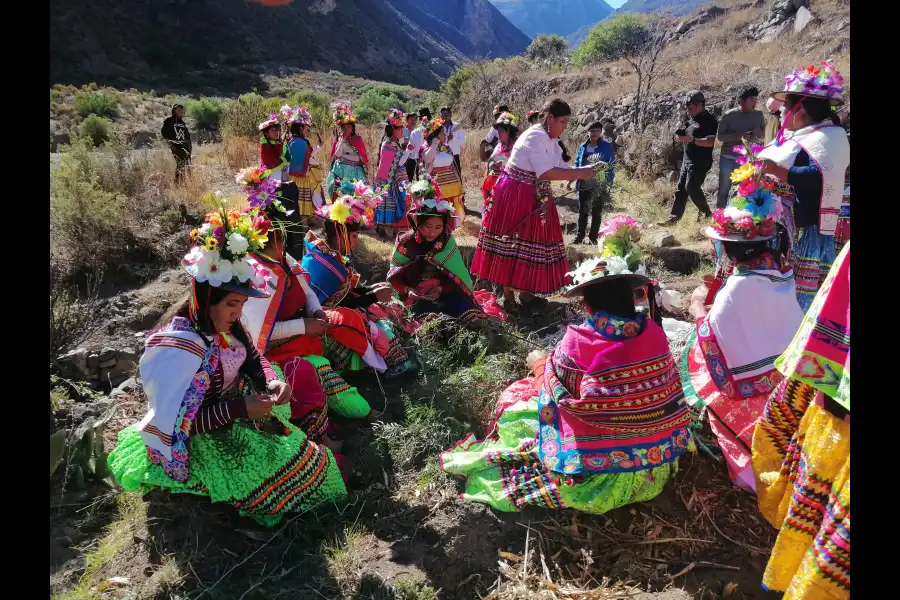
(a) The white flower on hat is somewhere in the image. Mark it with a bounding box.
[231,258,253,283]
[409,180,432,196]
[723,206,753,221]
[604,255,631,276]
[226,232,249,255]
[193,252,233,287]
[199,223,212,237]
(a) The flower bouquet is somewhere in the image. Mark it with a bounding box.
[714,138,781,239]
[596,214,644,272]
[185,199,272,289]
[318,181,381,226]
[407,177,454,214]
[235,165,270,188]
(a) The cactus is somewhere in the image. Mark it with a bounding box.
[50,401,116,487]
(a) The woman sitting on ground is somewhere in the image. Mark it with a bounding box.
[480,111,519,212]
[680,203,803,492]
[388,178,503,325]
[109,208,346,526]
[303,187,416,376]
[420,118,465,230]
[243,190,378,427]
[441,218,691,513]
[373,109,411,236]
[752,242,850,599]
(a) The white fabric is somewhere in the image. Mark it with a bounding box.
[243,254,319,352]
[271,317,307,341]
[137,327,206,460]
[309,144,322,167]
[758,120,849,234]
[484,128,498,144]
[444,122,465,155]
[507,124,569,177]
[218,337,247,389]
[707,269,804,380]
[364,322,388,372]
[407,127,424,155]
[423,138,456,172]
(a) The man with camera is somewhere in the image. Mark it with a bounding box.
[663,90,718,225]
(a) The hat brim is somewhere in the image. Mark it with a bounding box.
[564,273,650,298]
[220,281,270,298]
[770,90,844,106]
[702,226,776,242]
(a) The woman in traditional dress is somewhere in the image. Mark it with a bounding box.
[680,203,803,492]
[388,178,503,325]
[834,111,850,255]
[470,98,598,314]
[243,190,377,424]
[304,185,416,376]
[420,118,465,230]
[258,117,284,178]
[751,242,849,599]
[441,219,691,513]
[284,107,326,220]
[373,109,411,236]
[326,103,368,201]
[757,61,849,313]
[108,208,346,527]
[480,111,518,212]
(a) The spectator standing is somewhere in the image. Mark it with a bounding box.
[568,121,615,244]
[161,104,192,184]
[402,112,422,181]
[715,86,764,208]
[664,91,718,225]
[440,107,465,179]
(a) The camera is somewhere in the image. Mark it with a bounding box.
[674,128,687,137]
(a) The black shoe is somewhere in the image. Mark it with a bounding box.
[697,212,712,223]
[588,237,598,246]
[657,218,679,227]
[573,235,585,245]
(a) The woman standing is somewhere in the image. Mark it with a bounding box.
[284,107,326,218]
[258,116,285,178]
[421,118,466,230]
[480,111,518,212]
[751,242,849,599]
[373,109,411,235]
[471,98,597,313]
[757,61,849,312]
[327,103,369,201]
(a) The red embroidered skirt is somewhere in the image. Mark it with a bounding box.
[471,166,569,295]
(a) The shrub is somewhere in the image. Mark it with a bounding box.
[186,97,224,131]
[354,84,410,124]
[524,34,569,64]
[74,91,119,118]
[78,115,114,147]
[50,139,127,276]
[221,93,268,139]
[441,64,477,107]
[49,256,102,367]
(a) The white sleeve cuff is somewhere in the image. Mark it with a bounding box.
[271,318,305,340]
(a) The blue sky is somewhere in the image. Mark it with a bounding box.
[605,0,628,7]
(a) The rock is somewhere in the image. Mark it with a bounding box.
[161,275,171,283]
[99,347,117,361]
[98,358,117,369]
[54,408,71,420]
[652,232,676,248]
[117,377,139,393]
[621,95,634,107]
[87,353,100,371]
[793,6,814,33]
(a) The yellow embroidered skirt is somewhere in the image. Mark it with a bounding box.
[752,379,850,599]
[290,166,325,217]
[432,165,465,228]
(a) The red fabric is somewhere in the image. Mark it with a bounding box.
[323,308,370,356]
[281,356,327,420]
[473,289,509,321]
[260,142,283,169]
[330,135,369,175]
[471,176,570,295]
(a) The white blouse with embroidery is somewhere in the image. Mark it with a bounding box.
[507,124,570,178]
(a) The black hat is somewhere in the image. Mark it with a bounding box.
[685,90,705,105]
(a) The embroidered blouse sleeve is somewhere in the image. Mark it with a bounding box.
[190,397,249,434]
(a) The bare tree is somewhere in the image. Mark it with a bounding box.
[573,13,673,132]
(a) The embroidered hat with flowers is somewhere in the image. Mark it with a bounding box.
[493,111,518,129]
[407,176,455,218]
[565,215,648,297]
[184,199,272,298]
[422,117,445,138]
[287,106,312,126]
[770,59,846,106]
[332,102,357,125]
[386,108,406,128]
[318,180,382,228]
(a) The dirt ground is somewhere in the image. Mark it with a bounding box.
[52,181,753,600]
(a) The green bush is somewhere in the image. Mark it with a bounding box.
[186,97,224,131]
[354,84,410,124]
[50,139,127,276]
[441,64,477,107]
[74,90,119,118]
[78,115,114,147]
[221,93,268,139]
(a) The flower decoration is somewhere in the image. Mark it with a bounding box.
[708,205,776,240]
[780,60,845,103]
[316,181,381,227]
[386,108,406,128]
[566,216,647,291]
[407,176,455,216]
[494,111,518,128]
[258,117,280,132]
[288,106,312,126]
[422,117,445,137]
[184,199,271,291]
[715,138,782,239]
[235,166,270,188]
[332,102,357,125]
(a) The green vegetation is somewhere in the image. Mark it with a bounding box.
[74,90,119,118]
[524,33,569,64]
[186,97,224,131]
[77,115,114,147]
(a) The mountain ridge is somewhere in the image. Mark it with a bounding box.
[490,0,614,38]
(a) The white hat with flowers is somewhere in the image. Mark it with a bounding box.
[565,215,648,297]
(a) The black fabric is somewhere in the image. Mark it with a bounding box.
[405,157,418,181]
[161,116,192,148]
[172,147,191,183]
[341,286,379,310]
[683,110,718,165]
[669,159,713,221]
[577,187,608,240]
[453,153,461,175]
[786,150,823,229]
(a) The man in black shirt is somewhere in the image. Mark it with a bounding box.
[665,90,718,224]
[161,104,192,184]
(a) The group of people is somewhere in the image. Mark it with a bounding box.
[124,60,849,598]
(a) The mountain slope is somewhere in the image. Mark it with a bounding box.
[49,0,530,92]
[614,0,710,16]
[490,0,614,38]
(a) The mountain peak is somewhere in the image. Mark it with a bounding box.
[490,0,615,38]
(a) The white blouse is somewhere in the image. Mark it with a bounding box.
[423,138,457,171]
[507,124,570,178]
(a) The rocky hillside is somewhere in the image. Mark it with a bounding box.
[490,0,614,38]
[614,0,711,15]
[49,0,529,93]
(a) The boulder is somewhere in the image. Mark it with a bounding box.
[651,231,676,248]
[793,6,814,33]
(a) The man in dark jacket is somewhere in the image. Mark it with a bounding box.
[161,104,192,184]
[664,90,718,224]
